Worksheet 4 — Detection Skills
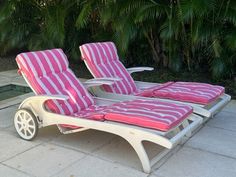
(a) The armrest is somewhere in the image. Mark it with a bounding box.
[19,94,69,109]
[38,94,69,101]
[25,94,69,102]
[126,67,154,74]
[86,77,122,82]
[83,78,121,89]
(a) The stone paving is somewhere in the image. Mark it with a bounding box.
[0,70,236,177]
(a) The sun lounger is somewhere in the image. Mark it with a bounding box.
[79,41,231,119]
[14,48,202,173]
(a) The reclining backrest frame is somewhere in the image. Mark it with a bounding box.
[80,42,138,95]
[16,48,95,115]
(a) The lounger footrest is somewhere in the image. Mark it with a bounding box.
[101,99,193,131]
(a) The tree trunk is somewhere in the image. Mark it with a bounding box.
[143,30,160,64]
[144,30,169,67]
[154,36,169,67]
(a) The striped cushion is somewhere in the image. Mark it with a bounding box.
[140,82,224,105]
[16,49,94,115]
[16,48,193,131]
[80,41,225,105]
[80,42,138,94]
[102,99,192,131]
[136,82,173,97]
[70,99,193,131]
[62,105,107,129]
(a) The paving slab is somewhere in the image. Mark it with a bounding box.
[35,126,62,141]
[222,100,236,113]
[0,164,32,177]
[0,106,17,128]
[11,76,28,86]
[0,131,40,162]
[154,147,236,177]
[6,125,62,142]
[207,111,236,132]
[93,137,143,170]
[93,136,169,171]
[4,143,85,177]
[51,129,116,153]
[53,155,147,177]
[0,68,235,177]
[148,175,160,177]
[0,70,18,78]
[0,77,11,85]
[186,126,236,158]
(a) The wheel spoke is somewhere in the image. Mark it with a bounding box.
[28,125,35,129]
[27,118,33,124]
[26,129,33,136]
[16,119,23,125]
[22,128,26,135]
[23,112,27,120]
[19,126,24,132]
[18,114,23,121]
[21,112,25,120]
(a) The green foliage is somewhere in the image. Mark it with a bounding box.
[0,0,236,79]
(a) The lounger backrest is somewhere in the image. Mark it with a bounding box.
[16,49,94,115]
[80,42,138,95]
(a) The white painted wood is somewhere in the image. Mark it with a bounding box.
[82,59,231,118]
[15,94,202,173]
[90,85,231,119]
[126,67,154,74]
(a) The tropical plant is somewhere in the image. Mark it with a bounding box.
[0,0,235,79]
[98,0,236,78]
[0,0,94,60]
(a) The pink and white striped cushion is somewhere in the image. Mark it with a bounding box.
[62,105,107,129]
[140,82,224,104]
[80,41,225,105]
[80,42,138,94]
[70,99,193,131]
[136,82,174,97]
[16,48,193,131]
[102,99,192,131]
[16,49,94,115]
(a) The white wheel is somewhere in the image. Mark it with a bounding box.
[14,109,38,141]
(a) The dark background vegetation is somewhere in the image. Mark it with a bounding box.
[0,0,235,97]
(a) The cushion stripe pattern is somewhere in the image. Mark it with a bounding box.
[16,49,94,115]
[80,42,138,94]
[16,48,193,131]
[80,41,225,105]
[70,99,193,131]
[151,82,224,104]
[102,99,193,131]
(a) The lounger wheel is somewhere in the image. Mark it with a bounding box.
[14,109,38,141]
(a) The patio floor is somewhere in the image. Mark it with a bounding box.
[0,70,235,177]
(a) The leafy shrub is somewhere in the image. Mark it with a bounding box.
[0,0,235,79]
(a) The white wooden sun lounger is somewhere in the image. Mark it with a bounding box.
[14,48,202,173]
[79,41,231,121]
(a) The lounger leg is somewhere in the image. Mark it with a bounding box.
[172,127,181,136]
[182,120,192,138]
[127,138,151,173]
